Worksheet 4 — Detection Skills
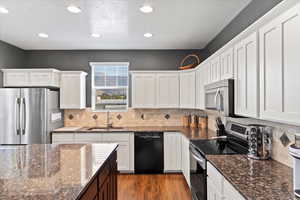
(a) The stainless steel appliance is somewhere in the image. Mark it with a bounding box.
[226,122,272,160]
[134,132,164,173]
[189,144,207,200]
[0,88,63,145]
[189,121,249,200]
[289,134,300,197]
[205,79,234,116]
[247,124,272,160]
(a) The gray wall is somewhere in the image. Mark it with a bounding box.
[26,49,208,106]
[0,40,26,86]
[205,0,283,54]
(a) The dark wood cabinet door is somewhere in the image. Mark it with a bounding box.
[99,177,110,200]
[79,178,98,200]
[79,150,117,200]
[110,161,117,200]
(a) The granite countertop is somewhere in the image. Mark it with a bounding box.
[0,143,118,200]
[53,126,217,140]
[207,155,299,200]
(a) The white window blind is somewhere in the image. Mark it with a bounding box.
[90,62,129,111]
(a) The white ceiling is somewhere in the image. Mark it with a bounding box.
[0,0,251,50]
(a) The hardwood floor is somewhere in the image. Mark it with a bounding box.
[117,174,192,200]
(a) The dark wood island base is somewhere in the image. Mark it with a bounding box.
[79,151,118,200]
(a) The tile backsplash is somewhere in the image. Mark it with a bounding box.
[64,108,298,167]
[64,108,205,127]
[222,114,298,168]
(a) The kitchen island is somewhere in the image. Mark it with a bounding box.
[0,143,118,200]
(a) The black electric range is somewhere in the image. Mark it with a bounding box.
[190,136,249,157]
[189,122,250,200]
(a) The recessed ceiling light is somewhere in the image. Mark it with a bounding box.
[144,33,153,38]
[0,6,9,14]
[38,33,49,38]
[67,5,82,13]
[140,5,153,13]
[91,33,101,38]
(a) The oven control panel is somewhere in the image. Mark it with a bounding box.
[226,122,249,141]
[226,121,272,160]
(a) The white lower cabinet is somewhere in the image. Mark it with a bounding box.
[114,141,130,172]
[74,133,102,143]
[207,162,245,200]
[102,133,133,172]
[51,132,134,172]
[181,135,190,187]
[207,178,223,200]
[51,133,74,144]
[164,132,182,172]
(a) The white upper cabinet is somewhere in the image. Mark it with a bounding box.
[196,66,206,110]
[234,32,259,118]
[164,132,182,172]
[209,56,221,83]
[60,71,87,109]
[203,61,211,85]
[259,3,300,125]
[131,71,180,109]
[131,73,157,108]
[2,68,60,88]
[220,47,234,80]
[156,72,180,108]
[180,70,196,109]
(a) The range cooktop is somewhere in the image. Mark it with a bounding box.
[190,137,248,156]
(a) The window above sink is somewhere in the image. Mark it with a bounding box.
[90,62,129,112]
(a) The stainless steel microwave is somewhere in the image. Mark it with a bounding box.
[204,79,234,116]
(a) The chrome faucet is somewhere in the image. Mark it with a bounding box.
[106,111,113,128]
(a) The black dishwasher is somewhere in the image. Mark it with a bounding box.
[134,132,164,174]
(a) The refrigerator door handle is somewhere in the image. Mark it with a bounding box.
[21,98,26,135]
[15,98,21,135]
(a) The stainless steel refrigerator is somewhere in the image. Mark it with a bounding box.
[0,88,63,145]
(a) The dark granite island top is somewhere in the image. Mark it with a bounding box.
[0,143,118,200]
[207,155,300,200]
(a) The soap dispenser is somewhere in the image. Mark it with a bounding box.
[289,134,300,197]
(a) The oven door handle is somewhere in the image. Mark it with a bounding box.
[190,148,206,169]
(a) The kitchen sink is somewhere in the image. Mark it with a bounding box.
[87,127,124,130]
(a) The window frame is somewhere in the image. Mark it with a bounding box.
[90,62,130,112]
